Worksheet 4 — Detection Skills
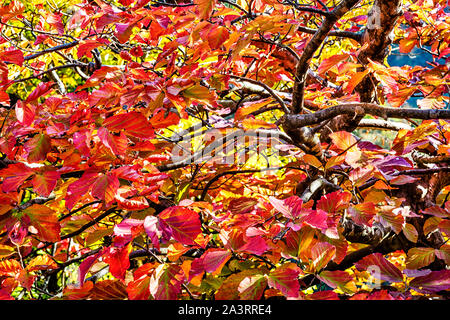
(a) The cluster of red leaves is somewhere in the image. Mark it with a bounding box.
[0,0,449,300]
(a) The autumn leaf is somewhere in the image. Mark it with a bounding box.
[402,223,418,243]
[317,270,354,292]
[355,253,403,283]
[25,133,51,163]
[317,53,350,75]
[149,263,185,300]
[267,263,301,298]
[347,202,376,227]
[194,0,216,20]
[158,206,202,246]
[103,244,132,281]
[91,173,120,205]
[216,269,265,300]
[103,111,155,139]
[310,242,336,272]
[31,170,60,197]
[409,270,450,293]
[238,274,268,300]
[77,39,105,58]
[235,99,272,121]
[406,247,436,270]
[0,163,34,193]
[23,204,61,243]
[0,49,24,66]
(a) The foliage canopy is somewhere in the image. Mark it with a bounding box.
[0,0,449,300]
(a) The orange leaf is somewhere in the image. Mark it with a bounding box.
[194,0,217,20]
[235,99,272,121]
[329,131,358,151]
[406,247,436,270]
[317,53,349,75]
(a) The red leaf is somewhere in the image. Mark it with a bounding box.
[348,202,376,227]
[113,218,144,241]
[239,234,268,255]
[26,82,54,103]
[355,253,403,283]
[329,131,358,151]
[207,25,229,50]
[0,259,22,277]
[77,40,104,58]
[97,127,127,156]
[127,263,155,300]
[130,46,143,57]
[399,38,416,54]
[23,204,61,242]
[103,111,155,139]
[127,273,151,300]
[31,170,60,197]
[26,255,58,272]
[15,101,35,126]
[228,197,257,215]
[144,215,161,250]
[65,171,99,210]
[306,290,339,300]
[91,173,120,205]
[311,242,336,272]
[199,248,231,274]
[345,70,369,94]
[267,263,301,298]
[78,249,104,284]
[235,98,271,121]
[376,208,404,234]
[115,22,136,44]
[388,87,416,108]
[149,109,180,129]
[317,53,349,74]
[0,91,10,106]
[103,244,132,280]
[301,209,329,230]
[403,223,418,243]
[421,206,450,218]
[159,207,201,246]
[0,49,24,66]
[390,175,419,185]
[0,163,34,192]
[269,196,303,219]
[316,191,351,214]
[46,12,64,35]
[0,289,13,300]
[115,193,149,211]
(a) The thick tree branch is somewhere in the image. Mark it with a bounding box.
[357,119,412,131]
[291,0,361,114]
[283,103,450,128]
[24,41,80,61]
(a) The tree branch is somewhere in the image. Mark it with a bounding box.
[358,119,412,131]
[283,103,450,128]
[297,25,363,42]
[228,75,290,113]
[291,0,362,113]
